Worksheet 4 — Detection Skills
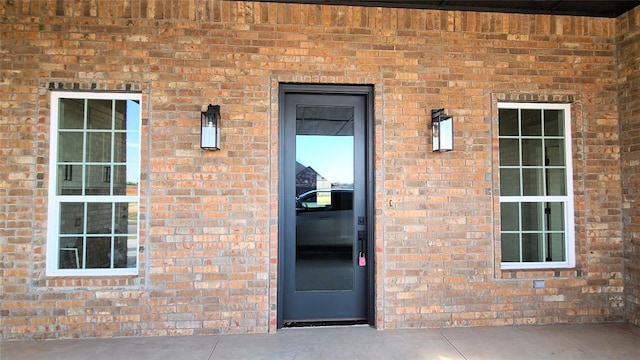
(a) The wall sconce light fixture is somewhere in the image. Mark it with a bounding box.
[431,108,453,152]
[201,104,220,150]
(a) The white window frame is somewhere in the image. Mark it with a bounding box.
[498,102,575,270]
[46,91,141,276]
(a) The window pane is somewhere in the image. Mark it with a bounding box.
[58,132,83,162]
[126,158,140,195]
[114,202,133,234]
[87,202,112,234]
[546,202,565,231]
[87,100,113,130]
[113,132,126,162]
[522,168,544,196]
[501,233,520,262]
[499,109,519,136]
[500,202,519,231]
[59,98,85,129]
[500,168,521,196]
[59,237,83,269]
[521,109,541,136]
[127,201,138,232]
[127,100,140,131]
[114,236,129,268]
[60,202,84,234]
[547,169,566,195]
[112,165,127,195]
[522,139,543,166]
[119,101,142,195]
[86,132,112,162]
[85,165,111,195]
[545,139,565,166]
[544,110,564,136]
[57,164,82,195]
[499,139,519,166]
[522,233,544,262]
[126,236,138,268]
[547,233,565,261]
[114,100,127,130]
[85,236,112,268]
[126,132,140,186]
[521,202,544,231]
[126,175,139,196]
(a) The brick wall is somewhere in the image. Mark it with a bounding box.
[618,7,640,326]
[0,0,635,339]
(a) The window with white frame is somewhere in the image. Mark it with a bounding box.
[47,91,141,276]
[498,102,575,269]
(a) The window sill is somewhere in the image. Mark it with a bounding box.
[45,268,138,277]
[500,262,575,271]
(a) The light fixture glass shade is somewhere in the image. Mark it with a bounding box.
[431,108,453,152]
[201,104,220,150]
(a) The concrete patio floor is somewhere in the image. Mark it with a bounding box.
[1,323,639,360]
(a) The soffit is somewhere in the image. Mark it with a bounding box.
[253,1,639,18]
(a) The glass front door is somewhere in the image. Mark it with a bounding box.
[280,87,371,325]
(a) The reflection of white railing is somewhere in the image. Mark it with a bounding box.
[60,247,80,269]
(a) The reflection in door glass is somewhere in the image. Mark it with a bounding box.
[295,105,355,291]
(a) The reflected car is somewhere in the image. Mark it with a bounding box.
[295,189,354,249]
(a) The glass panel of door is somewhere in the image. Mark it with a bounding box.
[294,105,355,292]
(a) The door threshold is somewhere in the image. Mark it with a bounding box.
[282,319,369,328]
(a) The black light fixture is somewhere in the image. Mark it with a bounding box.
[201,104,220,150]
[431,108,453,152]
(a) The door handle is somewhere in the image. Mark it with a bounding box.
[358,230,366,252]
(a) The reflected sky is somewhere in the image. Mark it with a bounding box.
[126,100,141,184]
[296,135,354,185]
